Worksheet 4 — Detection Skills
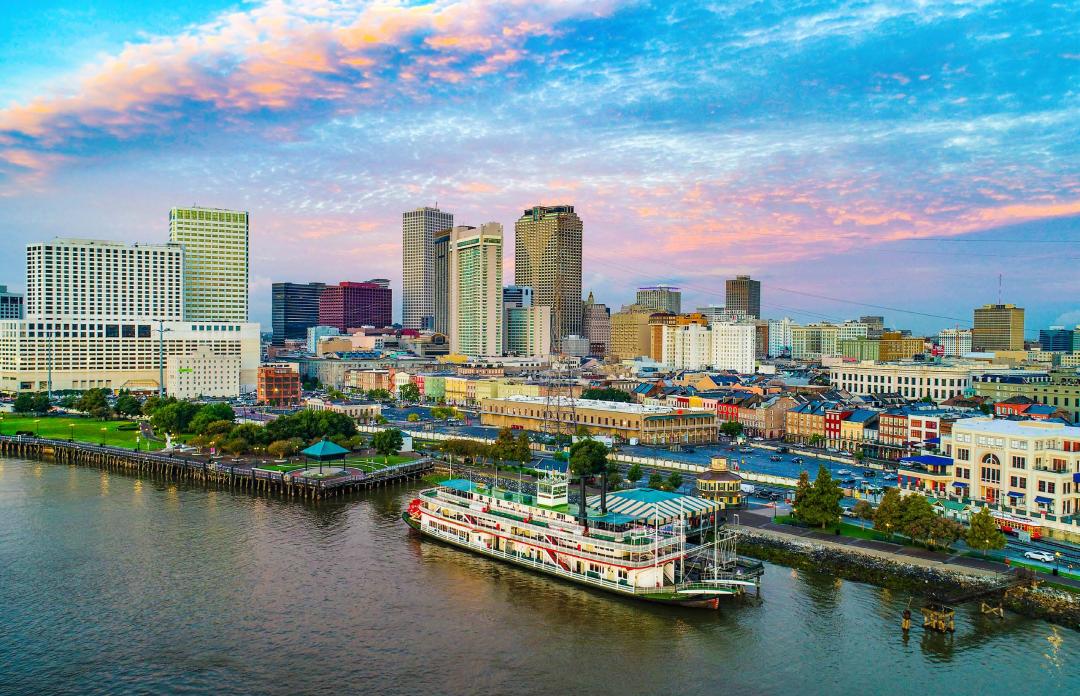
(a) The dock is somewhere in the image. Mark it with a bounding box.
[0,435,433,500]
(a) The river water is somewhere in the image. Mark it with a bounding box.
[1,457,1075,695]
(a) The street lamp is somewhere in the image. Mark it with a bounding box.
[1055,551,1062,576]
[100,427,107,446]
[68,423,75,442]
[34,419,40,437]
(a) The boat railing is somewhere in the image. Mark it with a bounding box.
[421,524,685,596]
[422,496,683,554]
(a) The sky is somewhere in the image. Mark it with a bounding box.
[1,0,1078,336]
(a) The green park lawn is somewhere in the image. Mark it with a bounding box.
[346,454,414,472]
[0,415,162,450]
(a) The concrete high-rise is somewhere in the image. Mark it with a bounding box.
[450,224,503,356]
[26,239,184,321]
[318,281,392,331]
[725,275,761,319]
[432,228,452,335]
[271,282,325,345]
[636,285,681,314]
[972,303,1024,351]
[514,205,582,350]
[0,285,24,319]
[402,206,454,330]
[168,206,249,321]
[503,285,534,351]
[506,305,551,357]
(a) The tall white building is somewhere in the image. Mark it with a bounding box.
[449,224,503,356]
[402,206,454,330]
[660,322,755,373]
[711,322,756,373]
[636,285,681,314]
[767,317,795,356]
[168,206,249,321]
[1,234,259,394]
[938,328,973,357]
[837,320,870,342]
[26,239,184,321]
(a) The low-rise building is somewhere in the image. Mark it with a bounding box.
[304,396,382,421]
[738,394,796,439]
[257,363,301,406]
[830,361,994,402]
[345,369,394,393]
[165,347,242,399]
[481,395,718,445]
[696,457,742,508]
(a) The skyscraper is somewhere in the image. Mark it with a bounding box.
[450,224,503,356]
[271,282,325,345]
[636,285,681,314]
[432,228,452,335]
[514,204,582,349]
[581,291,611,356]
[1039,326,1073,352]
[318,281,392,331]
[168,206,249,321]
[503,285,533,351]
[725,275,761,319]
[0,285,24,319]
[402,206,454,330]
[972,303,1024,351]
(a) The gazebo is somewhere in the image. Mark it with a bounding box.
[300,438,350,475]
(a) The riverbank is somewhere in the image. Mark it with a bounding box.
[735,527,1080,630]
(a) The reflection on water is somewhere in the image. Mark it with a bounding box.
[0,458,1076,696]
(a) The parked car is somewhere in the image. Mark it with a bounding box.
[1023,550,1054,563]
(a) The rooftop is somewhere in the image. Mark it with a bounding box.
[951,417,1080,437]
[488,394,694,415]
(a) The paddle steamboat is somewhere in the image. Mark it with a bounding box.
[403,471,763,608]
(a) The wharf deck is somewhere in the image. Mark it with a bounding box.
[0,435,433,500]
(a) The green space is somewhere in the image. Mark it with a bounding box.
[0,415,162,450]
[1007,559,1080,583]
[346,454,414,472]
[254,463,307,473]
[775,514,889,542]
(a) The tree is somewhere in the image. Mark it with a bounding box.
[407,413,420,422]
[627,463,643,486]
[368,388,393,402]
[647,472,664,490]
[852,499,874,520]
[513,432,532,466]
[804,465,842,529]
[398,383,421,403]
[114,390,142,418]
[580,387,633,403]
[221,437,250,456]
[966,506,1006,556]
[720,421,744,439]
[263,409,357,443]
[792,470,812,523]
[899,494,936,544]
[666,472,684,491]
[927,516,964,551]
[141,395,176,417]
[372,428,404,463]
[189,402,236,435]
[75,389,112,420]
[873,487,903,539]
[150,401,201,434]
[570,438,610,516]
[13,392,36,414]
[267,438,303,458]
[808,434,825,448]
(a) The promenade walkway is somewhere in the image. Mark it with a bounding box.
[735,506,1080,589]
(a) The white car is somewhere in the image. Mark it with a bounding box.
[1023,550,1054,563]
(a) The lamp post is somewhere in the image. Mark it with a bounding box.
[1055,551,1062,576]
[100,427,107,446]
[34,419,40,437]
[68,423,75,442]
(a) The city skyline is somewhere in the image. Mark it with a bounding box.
[0,1,1077,333]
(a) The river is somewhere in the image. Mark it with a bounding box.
[1,457,1075,695]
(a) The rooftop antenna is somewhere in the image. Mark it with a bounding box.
[998,273,1002,304]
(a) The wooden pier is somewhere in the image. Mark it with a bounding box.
[0,435,433,500]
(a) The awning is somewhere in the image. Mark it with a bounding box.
[1035,495,1053,505]
[952,482,969,488]
[1006,491,1024,498]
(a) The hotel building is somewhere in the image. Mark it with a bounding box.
[402,206,454,330]
[169,206,249,321]
[449,224,503,357]
[514,205,583,348]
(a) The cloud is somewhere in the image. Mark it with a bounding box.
[0,0,625,183]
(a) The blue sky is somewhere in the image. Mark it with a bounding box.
[0,0,1077,334]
